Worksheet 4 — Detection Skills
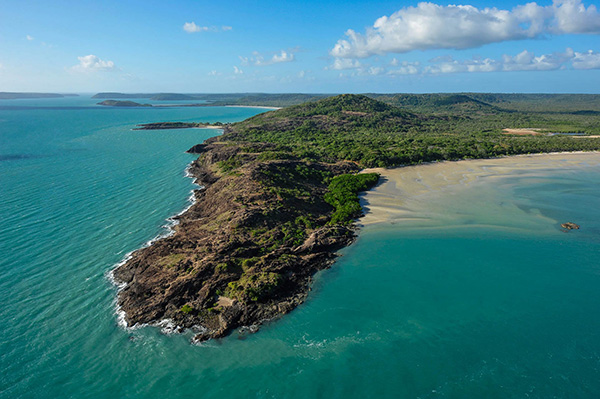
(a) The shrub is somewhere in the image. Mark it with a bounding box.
[180,305,193,314]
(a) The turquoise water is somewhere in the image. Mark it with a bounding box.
[1,97,600,398]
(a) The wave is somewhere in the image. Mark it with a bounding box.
[106,158,203,332]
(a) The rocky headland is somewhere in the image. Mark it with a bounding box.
[113,123,378,342]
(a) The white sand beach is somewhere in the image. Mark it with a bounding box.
[360,152,600,230]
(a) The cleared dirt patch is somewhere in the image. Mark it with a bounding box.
[502,128,544,136]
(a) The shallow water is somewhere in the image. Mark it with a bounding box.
[1,97,600,398]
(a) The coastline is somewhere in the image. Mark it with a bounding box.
[360,151,600,229]
[109,162,202,333]
[111,148,600,339]
[112,135,362,342]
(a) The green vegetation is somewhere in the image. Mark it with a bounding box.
[227,94,600,168]
[324,173,380,224]
[180,304,193,314]
[217,157,242,174]
[225,272,281,302]
[97,100,152,107]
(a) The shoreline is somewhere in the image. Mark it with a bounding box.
[111,135,362,342]
[110,150,600,339]
[108,162,202,333]
[359,151,600,228]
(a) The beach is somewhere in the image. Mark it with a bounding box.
[360,152,600,230]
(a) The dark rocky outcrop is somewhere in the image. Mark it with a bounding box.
[113,137,367,342]
[561,222,580,230]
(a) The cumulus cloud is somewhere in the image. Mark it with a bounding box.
[184,22,208,33]
[26,35,34,41]
[331,0,600,58]
[233,66,244,74]
[331,47,600,77]
[327,58,361,70]
[270,50,295,64]
[388,61,421,75]
[422,48,599,74]
[240,49,297,66]
[368,66,385,75]
[183,22,232,33]
[572,49,600,68]
[71,55,115,72]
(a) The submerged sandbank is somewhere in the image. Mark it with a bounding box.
[360,152,600,231]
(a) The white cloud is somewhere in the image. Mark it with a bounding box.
[233,66,244,74]
[208,70,222,76]
[183,22,232,33]
[368,66,385,75]
[553,0,600,33]
[71,55,115,72]
[183,22,208,33]
[572,49,600,69]
[502,48,574,71]
[270,50,295,64]
[422,47,597,74]
[26,35,34,41]
[388,61,420,75]
[242,49,297,66]
[335,47,600,76]
[331,0,600,58]
[327,58,361,70]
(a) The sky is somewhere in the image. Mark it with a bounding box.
[1,0,600,93]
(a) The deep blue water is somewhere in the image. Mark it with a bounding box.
[1,96,600,398]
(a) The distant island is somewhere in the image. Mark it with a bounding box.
[0,92,79,99]
[92,92,329,107]
[93,92,199,101]
[97,100,152,107]
[113,94,600,342]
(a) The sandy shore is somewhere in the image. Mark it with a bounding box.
[360,152,600,228]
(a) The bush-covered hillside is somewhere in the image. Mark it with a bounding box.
[225,94,600,167]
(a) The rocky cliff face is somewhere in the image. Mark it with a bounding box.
[113,136,362,342]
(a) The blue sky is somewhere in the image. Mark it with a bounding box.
[1,0,600,93]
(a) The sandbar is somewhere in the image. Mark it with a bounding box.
[360,152,600,230]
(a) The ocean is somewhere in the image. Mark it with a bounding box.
[1,96,599,398]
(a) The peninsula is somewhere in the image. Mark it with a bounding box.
[97,100,152,107]
[0,92,78,99]
[134,122,225,130]
[113,94,600,342]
